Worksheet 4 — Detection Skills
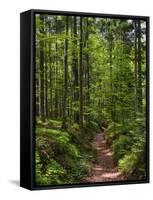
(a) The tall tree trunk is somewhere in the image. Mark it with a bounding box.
[138,20,142,113]
[48,19,53,118]
[79,17,83,128]
[36,78,39,116]
[134,20,138,115]
[39,15,45,121]
[54,16,58,118]
[109,32,113,120]
[45,41,48,118]
[86,18,90,125]
[72,16,79,123]
[61,16,68,129]
[49,64,53,118]
[108,20,115,123]
[36,33,40,117]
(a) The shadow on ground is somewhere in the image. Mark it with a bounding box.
[9,180,20,186]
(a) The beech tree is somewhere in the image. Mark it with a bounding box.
[39,14,45,121]
[61,16,69,129]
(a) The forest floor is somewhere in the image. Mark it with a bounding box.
[84,132,124,183]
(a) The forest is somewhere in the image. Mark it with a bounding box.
[35,14,147,185]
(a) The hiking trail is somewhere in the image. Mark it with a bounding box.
[85,132,124,182]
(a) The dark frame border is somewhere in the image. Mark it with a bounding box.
[20,9,150,190]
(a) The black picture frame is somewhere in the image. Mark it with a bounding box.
[20,9,150,190]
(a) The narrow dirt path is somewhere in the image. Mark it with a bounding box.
[85,133,124,183]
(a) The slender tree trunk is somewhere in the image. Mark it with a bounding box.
[45,42,48,118]
[79,17,83,128]
[39,15,45,121]
[109,33,113,120]
[72,16,79,123]
[54,17,58,118]
[36,78,39,116]
[48,20,53,118]
[36,33,40,117]
[138,20,142,113]
[49,64,53,118]
[61,16,68,129]
[134,20,138,116]
[86,18,90,125]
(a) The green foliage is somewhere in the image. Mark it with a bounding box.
[36,127,69,141]
[36,118,62,129]
[105,115,146,179]
[35,126,92,185]
[112,135,132,162]
[89,121,101,133]
[36,153,66,185]
[105,122,122,144]
[119,138,146,179]
[118,117,146,179]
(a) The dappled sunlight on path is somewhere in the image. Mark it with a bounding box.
[84,133,124,183]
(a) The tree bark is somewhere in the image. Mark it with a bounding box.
[79,17,83,128]
[137,20,142,113]
[39,15,45,121]
[54,16,58,118]
[45,38,48,118]
[72,16,79,123]
[134,20,138,115]
[86,18,90,125]
[61,16,68,129]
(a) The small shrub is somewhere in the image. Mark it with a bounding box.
[112,135,132,163]
[119,153,138,177]
[118,135,146,179]
[36,153,66,185]
[35,126,93,185]
[89,121,100,133]
[105,122,122,145]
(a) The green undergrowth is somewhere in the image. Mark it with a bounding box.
[104,116,146,180]
[35,119,97,185]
